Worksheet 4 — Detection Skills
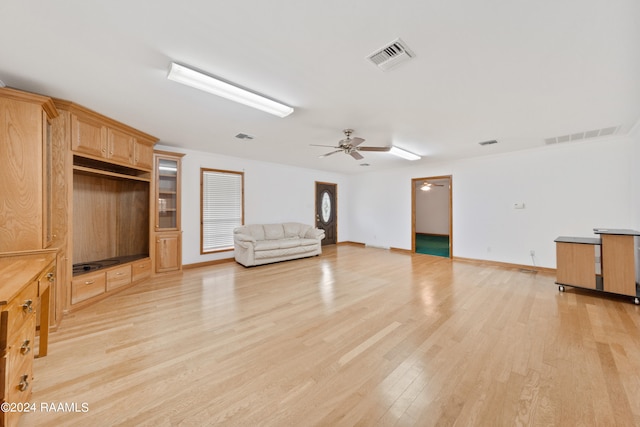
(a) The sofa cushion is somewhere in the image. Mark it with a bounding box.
[283,222,311,238]
[299,238,320,247]
[264,224,285,240]
[255,238,304,251]
[247,224,266,241]
[254,240,282,251]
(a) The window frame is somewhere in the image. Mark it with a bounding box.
[200,168,244,254]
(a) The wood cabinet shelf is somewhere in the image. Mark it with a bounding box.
[73,165,151,182]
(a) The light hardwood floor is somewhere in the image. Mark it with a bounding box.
[22,245,640,426]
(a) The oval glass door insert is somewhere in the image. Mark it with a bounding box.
[321,191,331,223]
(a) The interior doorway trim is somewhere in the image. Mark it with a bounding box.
[411,175,452,257]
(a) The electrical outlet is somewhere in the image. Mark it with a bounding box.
[530,249,535,256]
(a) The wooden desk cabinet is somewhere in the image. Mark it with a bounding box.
[555,229,640,304]
[0,252,56,427]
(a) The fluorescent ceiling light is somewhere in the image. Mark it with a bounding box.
[389,146,421,161]
[167,62,294,118]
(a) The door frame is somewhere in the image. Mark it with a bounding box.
[315,181,337,244]
[411,175,453,257]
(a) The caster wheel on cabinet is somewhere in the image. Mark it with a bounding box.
[558,285,565,292]
[634,297,639,305]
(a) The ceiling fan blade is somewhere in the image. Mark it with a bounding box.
[310,144,340,148]
[350,137,365,147]
[358,146,391,152]
[319,150,342,158]
[350,151,364,160]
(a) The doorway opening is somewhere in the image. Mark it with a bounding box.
[412,176,452,258]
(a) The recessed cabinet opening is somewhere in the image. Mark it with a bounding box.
[73,169,149,275]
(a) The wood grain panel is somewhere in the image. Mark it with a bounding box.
[70,270,105,304]
[155,232,181,272]
[131,258,151,282]
[601,234,636,296]
[0,98,43,251]
[116,180,150,257]
[106,265,132,291]
[106,128,134,165]
[72,173,118,263]
[22,245,640,426]
[134,141,154,170]
[71,113,105,158]
[556,242,597,288]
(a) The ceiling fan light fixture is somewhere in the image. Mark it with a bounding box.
[167,62,294,118]
[390,146,421,161]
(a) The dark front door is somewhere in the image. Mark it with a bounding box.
[315,182,337,245]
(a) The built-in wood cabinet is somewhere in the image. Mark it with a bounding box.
[153,151,185,273]
[52,98,158,312]
[0,88,59,252]
[0,87,158,417]
[155,233,182,273]
[71,113,105,158]
[62,100,156,172]
[131,258,152,282]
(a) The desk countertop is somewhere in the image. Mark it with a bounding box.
[593,228,640,236]
[555,236,601,245]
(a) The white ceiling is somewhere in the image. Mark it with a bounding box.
[1,0,639,174]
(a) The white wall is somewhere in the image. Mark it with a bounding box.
[155,145,350,265]
[415,185,450,235]
[350,135,637,268]
[160,132,638,269]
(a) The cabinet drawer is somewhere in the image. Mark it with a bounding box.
[5,354,33,405]
[4,282,37,341]
[6,315,36,379]
[71,271,105,305]
[106,265,132,291]
[131,259,151,282]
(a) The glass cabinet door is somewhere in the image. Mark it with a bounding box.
[156,157,178,230]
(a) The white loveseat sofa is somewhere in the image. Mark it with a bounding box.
[233,222,325,267]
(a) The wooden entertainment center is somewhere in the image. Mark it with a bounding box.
[555,228,640,304]
[0,86,184,424]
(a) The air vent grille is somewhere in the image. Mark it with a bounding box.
[367,38,415,71]
[478,140,498,146]
[545,126,620,145]
[235,133,254,140]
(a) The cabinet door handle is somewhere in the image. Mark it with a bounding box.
[47,272,55,282]
[18,374,29,392]
[116,272,125,276]
[84,280,95,285]
[21,299,33,313]
[20,339,31,355]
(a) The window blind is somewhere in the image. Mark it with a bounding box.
[201,169,243,252]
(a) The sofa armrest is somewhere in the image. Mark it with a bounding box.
[234,233,256,244]
[305,228,325,240]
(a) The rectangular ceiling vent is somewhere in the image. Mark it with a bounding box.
[478,139,498,146]
[544,125,620,145]
[235,133,254,140]
[367,38,415,71]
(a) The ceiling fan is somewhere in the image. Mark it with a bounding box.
[311,129,391,160]
[419,181,445,191]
